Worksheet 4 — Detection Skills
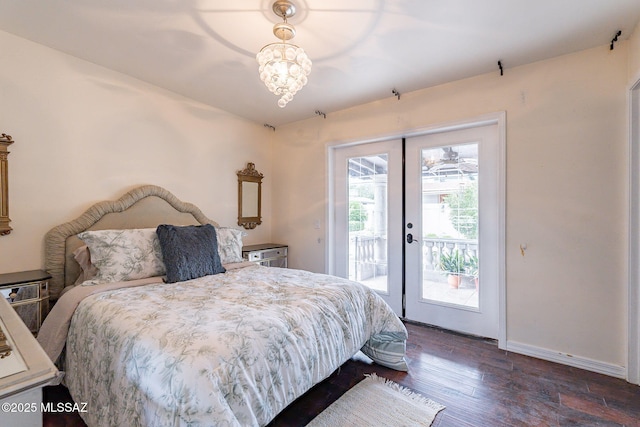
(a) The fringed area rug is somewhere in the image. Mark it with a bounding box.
[307,373,445,427]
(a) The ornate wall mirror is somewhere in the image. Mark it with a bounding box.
[0,133,13,236]
[237,162,263,229]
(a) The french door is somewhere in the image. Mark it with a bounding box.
[404,124,502,339]
[331,120,503,339]
[332,140,403,314]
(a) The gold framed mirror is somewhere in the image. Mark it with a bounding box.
[0,133,13,236]
[237,162,263,229]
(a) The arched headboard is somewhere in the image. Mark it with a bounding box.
[44,185,218,299]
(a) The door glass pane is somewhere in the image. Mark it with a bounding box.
[421,143,479,308]
[347,154,389,294]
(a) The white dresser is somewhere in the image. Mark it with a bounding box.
[0,295,58,426]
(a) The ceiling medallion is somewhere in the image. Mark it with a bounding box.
[256,0,312,108]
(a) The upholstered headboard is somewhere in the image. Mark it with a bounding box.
[44,185,218,299]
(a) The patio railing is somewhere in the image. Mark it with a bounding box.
[350,235,385,281]
[350,234,477,281]
[422,237,477,272]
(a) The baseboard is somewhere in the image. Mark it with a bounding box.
[506,340,626,379]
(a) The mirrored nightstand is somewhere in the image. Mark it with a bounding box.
[242,244,288,268]
[0,271,51,335]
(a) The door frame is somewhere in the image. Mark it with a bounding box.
[628,79,640,385]
[327,112,506,348]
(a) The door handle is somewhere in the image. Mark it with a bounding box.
[406,233,415,244]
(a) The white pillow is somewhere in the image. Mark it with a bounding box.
[77,228,165,285]
[215,227,245,264]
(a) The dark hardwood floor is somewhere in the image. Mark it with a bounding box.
[43,322,640,426]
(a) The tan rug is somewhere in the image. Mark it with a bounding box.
[307,373,445,427]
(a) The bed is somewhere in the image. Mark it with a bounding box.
[36,185,407,427]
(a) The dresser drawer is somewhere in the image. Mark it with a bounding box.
[247,247,287,261]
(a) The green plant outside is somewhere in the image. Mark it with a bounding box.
[444,181,478,239]
[348,201,367,232]
[439,250,466,275]
[465,255,479,278]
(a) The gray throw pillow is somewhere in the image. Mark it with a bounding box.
[156,224,226,283]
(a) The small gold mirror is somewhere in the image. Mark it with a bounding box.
[237,162,263,229]
[0,133,13,236]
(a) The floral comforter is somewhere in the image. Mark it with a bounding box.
[63,265,407,427]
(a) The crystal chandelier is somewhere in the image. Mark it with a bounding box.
[256,0,312,108]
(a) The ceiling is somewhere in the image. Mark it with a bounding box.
[1,1,639,127]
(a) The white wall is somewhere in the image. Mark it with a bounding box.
[0,30,273,273]
[629,21,640,83]
[272,43,630,369]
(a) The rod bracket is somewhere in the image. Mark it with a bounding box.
[610,30,622,50]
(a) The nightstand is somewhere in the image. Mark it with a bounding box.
[0,270,51,335]
[242,244,288,268]
[0,295,58,426]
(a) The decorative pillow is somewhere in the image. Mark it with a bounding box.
[215,227,245,264]
[77,228,165,285]
[156,224,226,283]
[72,245,99,285]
